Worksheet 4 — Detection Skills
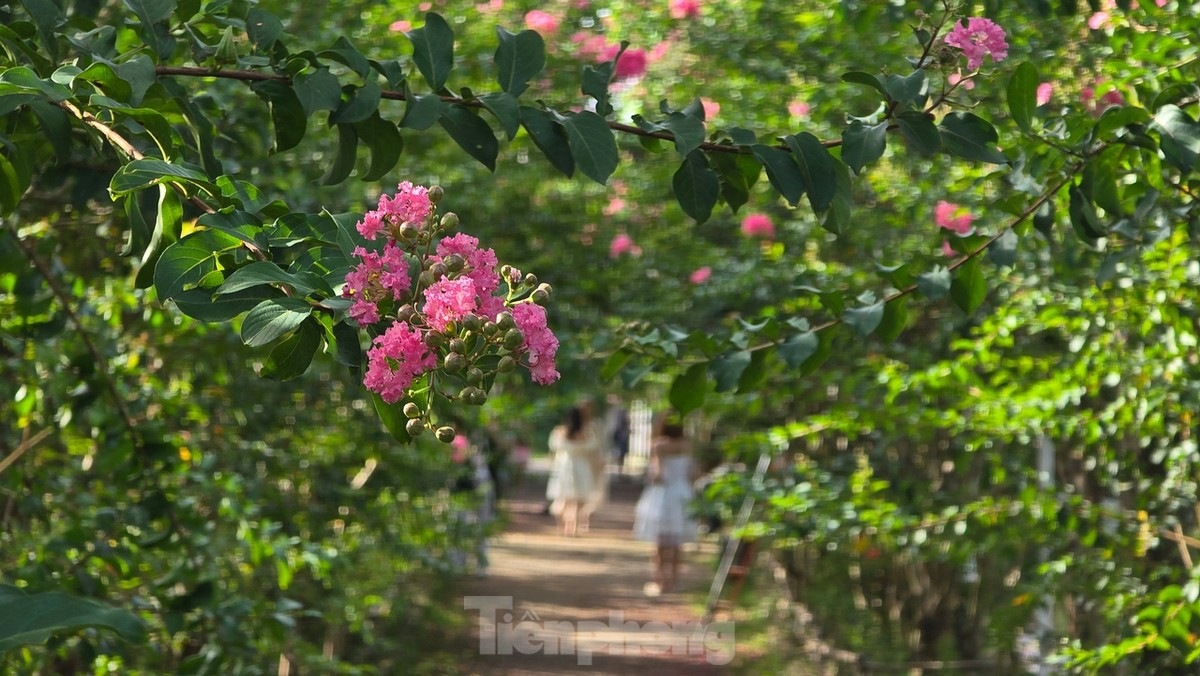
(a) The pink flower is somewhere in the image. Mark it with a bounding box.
[435,233,500,299]
[648,40,672,63]
[935,201,974,235]
[364,322,437,403]
[942,241,958,257]
[740,213,775,239]
[512,303,560,385]
[476,0,502,12]
[701,97,720,121]
[944,17,1008,71]
[423,277,478,332]
[610,233,635,258]
[524,10,559,35]
[389,20,412,33]
[669,0,700,19]
[789,100,810,118]
[613,47,648,80]
[948,71,975,91]
[1082,84,1125,116]
[1087,11,1110,30]
[604,197,626,216]
[349,298,380,325]
[1036,82,1053,106]
[689,267,712,284]
[574,34,609,59]
[344,245,410,325]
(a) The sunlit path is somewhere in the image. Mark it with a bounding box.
[459,461,729,675]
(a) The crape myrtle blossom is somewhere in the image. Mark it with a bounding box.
[935,201,975,234]
[944,17,1008,71]
[690,267,712,284]
[342,182,561,422]
[740,213,775,239]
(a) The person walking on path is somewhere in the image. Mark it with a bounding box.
[632,412,698,596]
[546,404,603,536]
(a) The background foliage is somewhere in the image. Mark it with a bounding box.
[1,0,1198,673]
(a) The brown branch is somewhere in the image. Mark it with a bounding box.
[0,428,52,476]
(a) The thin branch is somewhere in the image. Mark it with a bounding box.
[4,221,143,451]
[0,428,52,476]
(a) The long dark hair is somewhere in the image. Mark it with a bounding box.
[656,412,684,439]
[565,406,586,438]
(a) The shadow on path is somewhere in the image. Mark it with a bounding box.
[458,464,730,675]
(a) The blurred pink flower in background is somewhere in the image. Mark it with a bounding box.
[1082,84,1126,116]
[740,213,775,239]
[599,46,647,80]
[603,197,626,216]
[948,72,976,90]
[525,10,559,35]
[649,40,672,63]
[701,97,720,120]
[1088,11,1111,29]
[942,241,958,257]
[935,201,974,234]
[689,267,712,284]
[610,234,639,258]
[789,100,810,118]
[670,0,700,19]
[1036,82,1053,106]
[389,20,412,32]
[476,0,503,12]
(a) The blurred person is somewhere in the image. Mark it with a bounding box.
[547,404,603,536]
[632,412,698,595]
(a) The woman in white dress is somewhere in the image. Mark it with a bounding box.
[547,406,602,536]
[633,414,697,594]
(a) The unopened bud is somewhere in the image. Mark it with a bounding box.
[440,212,459,230]
[483,322,499,337]
[428,185,444,203]
[425,331,446,349]
[500,264,512,279]
[436,426,456,443]
[396,304,416,322]
[531,289,549,304]
[449,338,466,354]
[466,367,484,385]
[406,418,425,436]
[399,222,419,239]
[498,355,516,373]
[523,273,537,287]
[444,254,465,273]
[503,328,525,350]
[469,388,488,406]
[431,262,448,278]
[419,270,435,287]
[444,352,467,372]
[463,314,482,332]
[403,402,421,418]
[496,312,516,331]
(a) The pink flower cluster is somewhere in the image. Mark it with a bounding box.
[740,213,775,239]
[343,182,560,403]
[935,201,974,235]
[944,17,1008,71]
[598,44,648,80]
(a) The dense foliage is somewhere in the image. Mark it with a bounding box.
[1,0,1198,673]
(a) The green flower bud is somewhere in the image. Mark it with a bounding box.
[531,289,549,304]
[418,270,435,287]
[403,402,421,418]
[523,273,538,287]
[503,328,525,350]
[469,388,488,406]
[444,352,467,372]
[430,262,448,278]
[537,282,553,296]
[496,312,516,331]
[466,367,484,385]
[425,331,447,349]
[498,355,516,373]
[399,223,419,240]
[440,212,459,230]
[483,322,499,337]
[406,418,425,436]
[396,304,416,322]
[428,185,444,204]
[435,426,456,443]
[445,254,466,273]
[463,314,482,332]
[500,264,512,279]
[449,338,466,354]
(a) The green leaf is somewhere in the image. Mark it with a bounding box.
[939,112,1007,164]
[668,363,707,415]
[124,0,176,59]
[950,257,986,314]
[320,37,371,79]
[896,111,940,156]
[884,69,926,106]
[736,349,769,394]
[710,351,751,393]
[153,229,242,300]
[331,81,381,125]
[988,228,1019,268]
[661,110,706,158]
[240,297,313,347]
[407,13,455,91]
[135,185,183,287]
[400,83,444,131]
[251,80,307,153]
[370,388,414,444]
[0,585,146,653]
[319,123,358,186]
[841,71,887,98]
[0,65,72,101]
[1068,184,1106,242]
[1007,61,1039,132]
[672,150,719,223]
[841,120,888,174]
[520,106,574,177]
[113,56,156,105]
[327,319,362,368]
[171,287,279,322]
[777,331,818,367]
[818,159,853,236]
[784,132,837,210]
[581,45,620,117]
[710,150,760,213]
[877,298,908,343]
[751,144,805,206]
[261,320,321,380]
[293,69,341,116]
[216,261,330,297]
[843,301,884,338]
[20,0,65,61]
[245,7,283,51]
[553,110,617,184]
[916,267,951,300]
[1152,104,1200,173]
[356,114,403,181]
[0,153,25,216]
[439,105,499,171]
[479,91,521,141]
[494,27,545,98]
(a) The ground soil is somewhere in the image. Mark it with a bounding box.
[456,464,733,675]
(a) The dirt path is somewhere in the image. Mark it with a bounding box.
[458,463,732,675]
